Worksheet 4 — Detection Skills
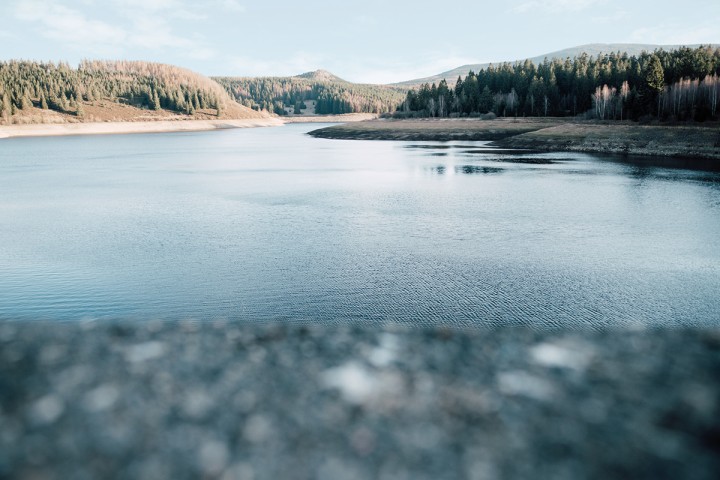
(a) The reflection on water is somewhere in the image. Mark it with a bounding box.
[0,125,719,327]
[405,144,521,154]
[426,165,504,175]
[405,144,455,150]
[460,153,556,164]
[456,165,504,175]
[614,154,720,172]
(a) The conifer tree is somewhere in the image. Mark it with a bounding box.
[645,55,665,93]
[0,92,11,113]
[2,92,11,118]
[645,54,665,116]
[152,90,161,111]
[20,94,32,110]
[479,86,493,113]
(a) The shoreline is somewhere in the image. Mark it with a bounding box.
[0,113,378,140]
[308,118,556,141]
[493,122,720,161]
[0,118,284,139]
[308,118,720,161]
[282,113,379,123]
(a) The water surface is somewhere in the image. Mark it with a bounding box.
[1,124,719,327]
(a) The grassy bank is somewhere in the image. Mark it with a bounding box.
[309,118,720,161]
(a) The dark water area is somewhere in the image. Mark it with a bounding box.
[1,124,719,327]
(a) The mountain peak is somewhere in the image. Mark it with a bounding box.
[295,70,346,82]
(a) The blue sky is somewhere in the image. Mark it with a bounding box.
[1,0,718,83]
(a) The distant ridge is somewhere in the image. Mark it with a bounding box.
[295,70,347,83]
[394,43,720,87]
[214,70,405,115]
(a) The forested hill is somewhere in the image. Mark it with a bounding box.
[295,70,346,82]
[0,60,264,125]
[400,46,720,121]
[395,43,720,87]
[213,72,406,115]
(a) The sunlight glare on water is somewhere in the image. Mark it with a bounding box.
[0,123,719,327]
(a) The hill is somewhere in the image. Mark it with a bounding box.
[214,72,405,116]
[394,43,720,87]
[295,70,347,83]
[395,46,720,121]
[0,60,265,126]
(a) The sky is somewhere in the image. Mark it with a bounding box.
[1,0,719,84]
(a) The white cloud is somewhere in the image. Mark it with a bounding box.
[173,10,209,20]
[219,0,245,12]
[224,51,484,84]
[112,0,207,20]
[511,0,603,13]
[346,55,482,84]
[15,0,127,53]
[114,0,179,11]
[629,25,720,45]
[591,9,629,24]
[188,47,217,60]
[14,0,216,59]
[129,17,193,49]
[226,52,326,77]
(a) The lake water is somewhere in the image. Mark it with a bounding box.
[1,123,719,327]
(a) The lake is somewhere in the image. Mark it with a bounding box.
[1,123,719,327]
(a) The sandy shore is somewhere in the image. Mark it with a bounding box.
[0,118,284,139]
[0,114,376,139]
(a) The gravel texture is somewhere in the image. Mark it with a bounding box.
[1,320,720,480]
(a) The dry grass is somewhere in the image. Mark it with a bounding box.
[2,98,267,127]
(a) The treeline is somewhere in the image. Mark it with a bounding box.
[214,76,405,115]
[0,60,232,123]
[400,46,720,121]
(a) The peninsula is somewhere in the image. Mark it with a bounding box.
[308,118,720,161]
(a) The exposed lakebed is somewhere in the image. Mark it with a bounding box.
[1,123,719,326]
